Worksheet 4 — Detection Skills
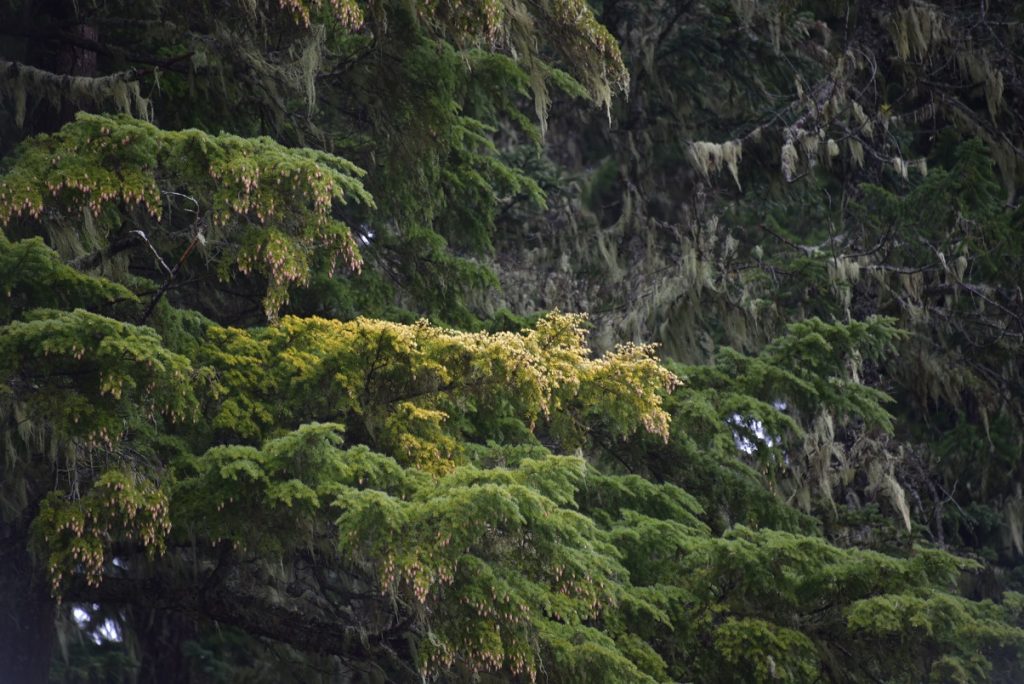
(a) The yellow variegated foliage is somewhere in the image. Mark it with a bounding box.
[202,312,678,470]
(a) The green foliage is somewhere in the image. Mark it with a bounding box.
[712,618,819,683]
[198,312,676,469]
[0,114,371,318]
[166,423,1023,682]
[0,233,134,322]
[169,426,671,681]
[847,591,1024,682]
[0,308,195,442]
[33,470,171,593]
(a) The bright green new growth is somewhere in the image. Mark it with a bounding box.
[200,312,676,469]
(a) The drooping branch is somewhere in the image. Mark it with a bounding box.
[65,572,410,666]
[71,231,149,271]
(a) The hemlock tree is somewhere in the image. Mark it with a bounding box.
[1,1,1023,684]
[499,0,1024,636]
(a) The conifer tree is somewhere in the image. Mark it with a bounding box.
[497,0,1024,603]
[2,0,1024,682]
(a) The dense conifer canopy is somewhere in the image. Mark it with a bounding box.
[1,0,1023,682]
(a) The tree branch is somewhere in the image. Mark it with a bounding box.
[0,29,192,72]
[65,573,405,664]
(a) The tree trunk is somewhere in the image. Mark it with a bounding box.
[133,608,195,684]
[0,524,56,684]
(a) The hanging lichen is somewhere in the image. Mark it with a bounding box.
[688,139,744,189]
[0,60,153,127]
